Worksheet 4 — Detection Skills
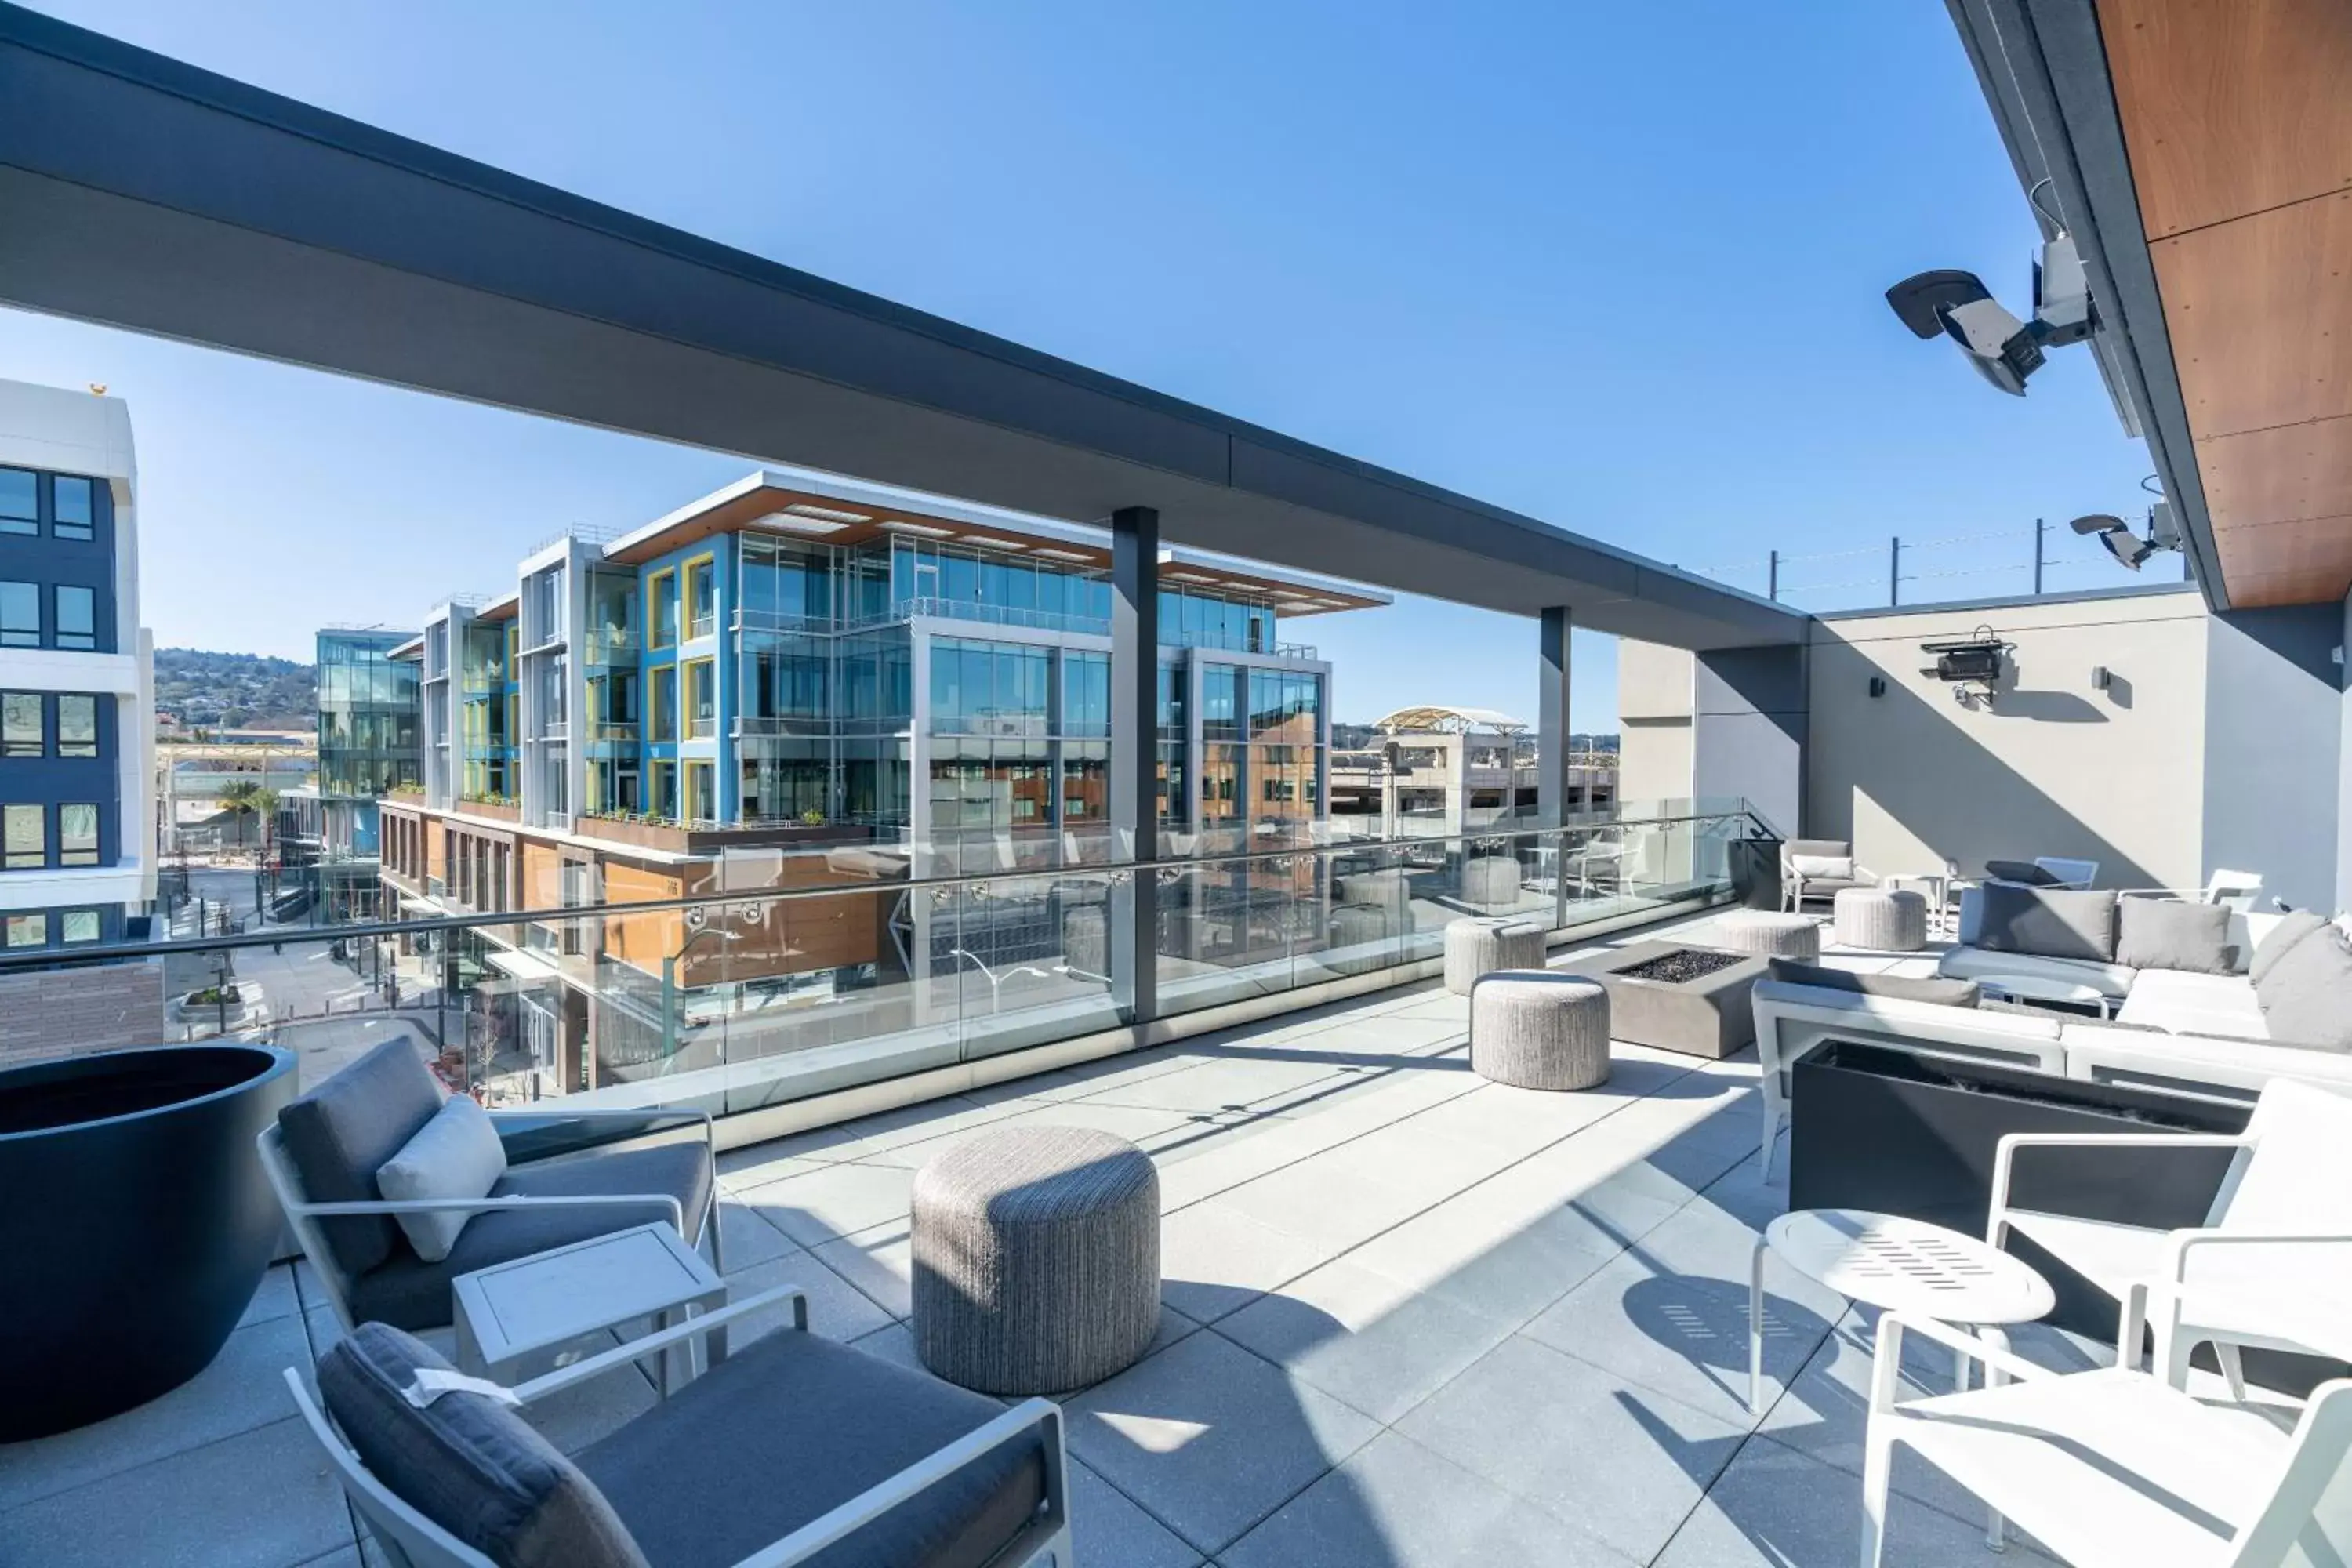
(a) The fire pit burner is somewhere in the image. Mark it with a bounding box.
[1616,948,1748,985]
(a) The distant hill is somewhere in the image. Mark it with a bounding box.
[154,648,315,731]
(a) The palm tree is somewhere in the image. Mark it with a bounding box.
[217,780,279,852]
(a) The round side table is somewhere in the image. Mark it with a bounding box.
[1753,1208,2054,1549]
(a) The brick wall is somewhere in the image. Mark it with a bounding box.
[0,959,168,1067]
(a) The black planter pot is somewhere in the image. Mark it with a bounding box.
[0,1043,297,1440]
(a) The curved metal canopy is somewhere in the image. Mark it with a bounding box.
[1370,706,1526,735]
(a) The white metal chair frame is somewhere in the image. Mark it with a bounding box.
[1988,1122,2352,1398]
[2028,855,2100,889]
[286,1283,1073,1568]
[258,1107,724,1331]
[2114,868,2266,913]
[1861,1311,2352,1568]
[1777,842,1881,913]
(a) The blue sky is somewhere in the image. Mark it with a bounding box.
[1,0,2161,728]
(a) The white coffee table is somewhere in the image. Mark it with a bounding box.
[1976,971,2112,1018]
[453,1223,726,1396]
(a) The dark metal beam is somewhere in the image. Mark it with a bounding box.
[1109,506,1160,1023]
[1537,608,1573,824]
[0,3,1805,650]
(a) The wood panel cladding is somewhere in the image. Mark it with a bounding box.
[2198,416,2352,530]
[2152,191,2352,440]
[2100,0,2352,241]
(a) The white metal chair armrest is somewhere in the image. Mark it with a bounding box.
[1987,1131,2253,1243]
[1870,1312,2049,1413]
[2161,1228,2352,1279]
[512,1283,808,1404]
[290,1192,687,1234]
[725,1398,1066,1568]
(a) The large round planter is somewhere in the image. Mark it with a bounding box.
[0,1043,297,1440]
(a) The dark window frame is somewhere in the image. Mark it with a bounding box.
[1,691,42,757]
[53,585,96,652]
[0,467,34,536]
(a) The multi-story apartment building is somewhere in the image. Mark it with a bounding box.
[282,627,420,921]
[0,378,156,953]
[376,468,1383,1100]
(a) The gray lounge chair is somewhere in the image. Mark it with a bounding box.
[1779,837,1878,911]
[289,1284,1071,1566]
[257,1037,723,1333]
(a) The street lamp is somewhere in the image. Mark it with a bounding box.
[946,949,1054,1014]
[660,922,742,1059]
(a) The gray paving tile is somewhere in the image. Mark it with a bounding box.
[1069,1458,1205,1568]
[0,1415,354,1568]
[811,1216,916,1318]
[1211,1153,1440,1254]
[1217,1257,1517,1423]
[1159,1197,1342,1323]
[1221,1429,1635,1568]
[1653,1433,2061,1566]
[713,1196,802,1271]
[1076,1053,1364,1116]
[862,1098,1198,1170]
[1065,1328,1380,1555]
[1339,1193,1621,1328]
[1396,1333,1749,1562]
[0,1309,314,1510]
[720,1250,896,1345]
[728,1158,915,1247]
[238,1262,303,1329]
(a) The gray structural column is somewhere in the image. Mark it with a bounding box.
[1538,607,1573,824]
[1109,506,1160,1024]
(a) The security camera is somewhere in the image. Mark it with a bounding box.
[1886,235,2096,396]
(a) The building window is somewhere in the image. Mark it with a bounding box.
[2,693,42,757]
[648,759,677,821]
[61,909,100,944]
[55,586,96,651]
[0,583,36,647]
[5,913,46,948]
[0,469,34,536]
[647,568,677,649]
[59,803,100,866]
[684,657,715,739]
[684,759,715,823]
[57,695,96,757]
[650,665,678,742]
[3,804,44,869]
[684,555,717,641]
[52,477,94,542]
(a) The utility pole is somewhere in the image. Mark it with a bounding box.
[1889,537,1902,607]
[2031,517,2046,596]
[1767,550,1780,601]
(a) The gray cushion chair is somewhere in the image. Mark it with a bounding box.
[912,1127,1160,1396]
[258,1038,722,1333]
[1468,972,1611,1091]
[290,1290,1071,1567]
[1779,837,1876,911]
[1443,916,1546,996]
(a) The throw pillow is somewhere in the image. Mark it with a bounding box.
[377,1095,507,1263]
[2114,898,2238,975]
[1788,854,1854,880]
[2256,924,2352,1052]
[1972,882,2118,964]
[317,1323,648,1568]
[1766,957,1980,1007]
[2253,910,2331,985]
[1983,858,2063,887]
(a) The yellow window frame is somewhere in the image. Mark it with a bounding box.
[683,553,717,640]
[646,567,677,650]
[682,655,716,739]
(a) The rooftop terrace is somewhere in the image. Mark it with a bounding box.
[0,908,2115,1568]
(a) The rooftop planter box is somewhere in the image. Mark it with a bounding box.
[0,1043,296,1439]
[572,815,880,856]
[456,796,520,824]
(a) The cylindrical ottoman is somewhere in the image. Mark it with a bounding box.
[1326,902,1399,975]
[1444,917,1546,996]
[912,1126,1160,1395]
[1714,909,1821,963]
[1468,973,1611,1091]
[1062,904,1107,977]
[1337,868,1408,909]
[1833,887,1927,953]
[1461,855,1521,909]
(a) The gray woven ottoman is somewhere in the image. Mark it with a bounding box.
[912,1125,1160,1395]
[1444,916,1546,996]
[1714,909,1821,963]
[1468,972,1611,1091]
[1461,854,1522,909]
[1833,887,1927,952]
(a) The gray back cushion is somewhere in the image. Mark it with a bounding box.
[1784,839,1849,862]
[277,1038,446,1279]
[2252,910,2330,986]
[2256,924,2352,1052]
[1984,858,2063,887]
[1973,882,2118,964]
[2115,898,2238,975]
[318,1323,648,1568]
[1766,958,1980,1007]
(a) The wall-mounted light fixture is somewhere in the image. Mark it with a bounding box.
[1867,677,1887,699]
[2091,666,2112,691]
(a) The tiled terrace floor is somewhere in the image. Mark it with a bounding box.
[0,910,2089,1566]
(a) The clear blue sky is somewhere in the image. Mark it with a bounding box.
[1,0,2159,728]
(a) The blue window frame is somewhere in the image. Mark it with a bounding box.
[52,477,94,542]
[54,586,95,651]
[0,469,33,536]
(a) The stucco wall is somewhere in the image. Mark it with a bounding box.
[2201,605,2342,913]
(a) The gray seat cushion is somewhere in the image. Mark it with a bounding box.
[2256,923,2352,1051]
[579,1325,1046,1568]
[278,1038,447,1279]
[2115,898,2237,975]
[2251,909,2330,986]
[1766,958,1980,1007]
[349,1142,714,1330]
[1973,883,2118,964]
[318,1322,647,1568]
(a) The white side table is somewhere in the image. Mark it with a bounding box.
[1883,872,1956,936]
[1753,1209,2053,1549]
[1976,972,2112,1019]
[453,1222,726,1396]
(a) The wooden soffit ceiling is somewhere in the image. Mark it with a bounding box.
[2100,0,2352,608]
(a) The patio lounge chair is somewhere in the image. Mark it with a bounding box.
[258,1037,723,1333]
[1860,1312,2352,1567]
[1779,837,1877,911]
[1987,1076,2352,1396]
[289,1283,1071,1567]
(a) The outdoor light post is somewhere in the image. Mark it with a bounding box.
[947,949,1054,1015]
